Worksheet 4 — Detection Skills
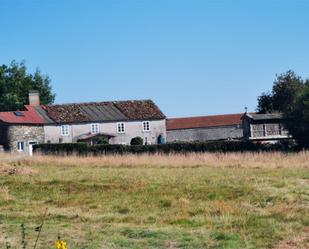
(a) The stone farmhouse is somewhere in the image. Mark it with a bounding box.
[0,91,166,154]
[166,114,243,142]
[0,91,293,154]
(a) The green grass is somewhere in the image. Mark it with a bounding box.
[0,155,309,248]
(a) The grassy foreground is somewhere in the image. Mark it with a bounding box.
[0,152,309,249]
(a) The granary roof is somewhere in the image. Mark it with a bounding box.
[0,100,166,125]
[244,113,283,121]
[166,113,243,130]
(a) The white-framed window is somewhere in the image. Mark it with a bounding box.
[60,125,70,136]
[90,123,99,134]
[117,122,125,133]
[142,121,150,132]
[17,141,25,151]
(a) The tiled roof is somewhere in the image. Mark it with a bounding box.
[43,100,165,124]
[0,100,165,125]
[114,100,165,120]
[167,114,243,130]
[77,132,116,141]
[245,113,283,121]
[0,106,45,124]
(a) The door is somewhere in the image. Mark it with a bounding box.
[28,141,38,156]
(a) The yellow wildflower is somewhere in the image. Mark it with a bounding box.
[55,239,67,249]
[61,241,67,249]
[55,240,61,249]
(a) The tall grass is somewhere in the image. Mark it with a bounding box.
[27,151,309,168]
[0,152,308,248]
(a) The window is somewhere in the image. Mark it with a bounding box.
[60,125,70,136]
[142,121,150,132]
[17,141,25,151]
[117,122,125,133]
[14,111,24,117]
[90,123,99,134]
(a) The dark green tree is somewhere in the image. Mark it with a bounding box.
[284,84,309,147]
[0,61,55,111]
[257,70,305,113]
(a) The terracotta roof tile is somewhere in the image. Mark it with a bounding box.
[44,100,165,124]
[0,106,45,124]
[167,114,243,130]
[114,100,165,120]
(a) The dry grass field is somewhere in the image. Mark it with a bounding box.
[0,152,309,249]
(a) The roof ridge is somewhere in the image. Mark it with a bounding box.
[46,99,154,107]
[168,113,244,120]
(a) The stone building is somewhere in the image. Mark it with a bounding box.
[166,114,243,142]
[242,112,291,142]
[0,107,45,155]
[0,92,167,154]
[38,99,166,145]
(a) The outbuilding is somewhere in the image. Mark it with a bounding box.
[166,114,243,142]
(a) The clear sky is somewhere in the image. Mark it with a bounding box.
[1,0,308,117]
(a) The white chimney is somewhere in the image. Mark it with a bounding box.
[29,90,40,106]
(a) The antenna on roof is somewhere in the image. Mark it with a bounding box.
[244,106,248,113]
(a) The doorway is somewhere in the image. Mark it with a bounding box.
[28,141,38,156]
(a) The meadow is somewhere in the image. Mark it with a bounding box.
[0,152,309,249]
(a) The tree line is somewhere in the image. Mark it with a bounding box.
[0,60,308,147]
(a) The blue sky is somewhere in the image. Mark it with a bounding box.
[1,0,308,117]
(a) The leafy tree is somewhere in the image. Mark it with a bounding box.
[284,84,309,147]
[0,61,55,111]
[257,70,305,113]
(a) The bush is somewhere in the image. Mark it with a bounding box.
[33,140,297,156]
[130,137,143,146]
[96,137,109,145]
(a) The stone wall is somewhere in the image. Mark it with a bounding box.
[167,125,243,142]
[7,125,44,152]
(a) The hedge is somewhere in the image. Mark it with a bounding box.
[33,140,297,156]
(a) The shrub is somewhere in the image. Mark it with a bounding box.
[130,137,143,146]
[96,137,109,145]
[33,140,297,156]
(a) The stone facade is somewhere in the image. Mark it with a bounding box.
[44,120,166,145]
[167,125,243,142]
[3,124,44,153]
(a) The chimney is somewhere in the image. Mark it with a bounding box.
[29,90,40,106]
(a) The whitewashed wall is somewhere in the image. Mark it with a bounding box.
[44,120,166,145]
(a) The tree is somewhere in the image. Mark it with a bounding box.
[0,61,55,111]
[284,84,309,147]
[257,70,305,113]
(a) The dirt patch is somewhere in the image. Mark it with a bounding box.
[273,229,309,249]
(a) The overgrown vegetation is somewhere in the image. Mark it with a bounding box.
[33,140,296,156]
[0,152,309,248]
